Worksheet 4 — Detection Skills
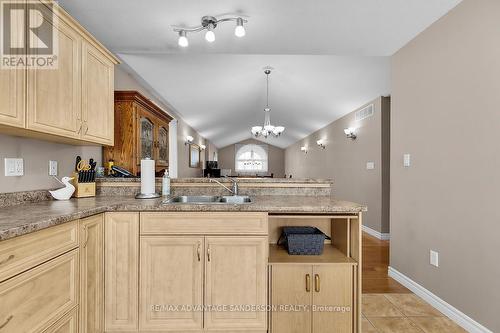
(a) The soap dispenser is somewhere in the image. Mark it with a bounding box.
[162,169,171,196]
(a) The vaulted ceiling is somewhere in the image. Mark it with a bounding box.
[59,0,462,148]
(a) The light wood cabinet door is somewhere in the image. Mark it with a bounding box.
[80,214,104,333]
[81,40,114,145]
[204,236,267,330]
[312,265,353,333]
[140,236,203,331]
[104,212,139,332]
[0,1,25,128]
[0,250,78,333]
[271,265,312,333]
[43,307,79,333]
[27,13,81,139]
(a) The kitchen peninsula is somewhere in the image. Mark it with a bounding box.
[0,178,365,333]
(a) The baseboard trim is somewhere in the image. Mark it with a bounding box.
[388,266,492,333]
[362,225,390,240]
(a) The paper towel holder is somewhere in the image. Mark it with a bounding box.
[135,157,161,199]
[135,192,160,199]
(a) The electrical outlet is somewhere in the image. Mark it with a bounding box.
[49,160,58,176]
[4,158,24,176]
[430,250,439,267]
[403,153,411,167]
[366,162,375,170]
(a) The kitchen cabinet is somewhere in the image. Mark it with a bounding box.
[204,236,268,330]
[104,212,139,332]
[0,220,78,283]
[271,265,353,333]
[0,7,25,130]
[140,236,203,331]
[80,214,104,333]
[0,250,79,333]
[43,307,79,333]
[270,265,312,333]
[136,212,269,332]
[104,91,173,176]
[27,10,82,139]
[268,214,362,333]
[81,40,115,145]
[0,1,118,145]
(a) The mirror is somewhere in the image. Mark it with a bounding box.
[189,144,201,168]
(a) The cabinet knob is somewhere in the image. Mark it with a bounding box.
[306,274,311,292]
[197,242,201,262]
[207,246,211,262]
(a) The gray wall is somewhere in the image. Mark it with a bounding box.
[0,134,101,192]
[218,138,285,177]
[285,97,390,233]
[391,0,499,331]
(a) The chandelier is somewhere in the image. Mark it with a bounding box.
[251,68,285,138]
[173,16,247,47]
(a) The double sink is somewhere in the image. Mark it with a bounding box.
[163,195,252,205]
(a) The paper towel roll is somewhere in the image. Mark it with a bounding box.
[140,158,156,195]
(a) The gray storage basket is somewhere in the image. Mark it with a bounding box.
[277,226,331,255]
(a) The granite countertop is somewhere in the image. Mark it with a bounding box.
[0,195,366,241]
[97,177,334,184]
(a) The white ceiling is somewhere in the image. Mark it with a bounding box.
[59,0,462,148]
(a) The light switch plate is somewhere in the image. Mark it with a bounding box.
[403,154,411,167]
[49,160,58,176]
[430,250,439,267]
[366,162,375,170]
[4,158,24,176]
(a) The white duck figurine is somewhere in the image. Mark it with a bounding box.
[49,177,75,200]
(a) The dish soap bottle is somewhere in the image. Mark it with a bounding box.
[162,169,170,196]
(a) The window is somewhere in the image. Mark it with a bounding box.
[235,144,268,173]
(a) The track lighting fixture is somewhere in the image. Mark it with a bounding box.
[317,140,326,149]
[178,30,188,47]
[173,15,247,47]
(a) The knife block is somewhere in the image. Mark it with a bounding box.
[72,172,96,198]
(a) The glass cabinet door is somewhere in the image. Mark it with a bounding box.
[157,125,169,166]
[139,116,154,161]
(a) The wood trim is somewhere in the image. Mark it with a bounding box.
[114,91,173,123]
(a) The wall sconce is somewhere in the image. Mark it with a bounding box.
[185,135,194,145]
[316,139,326,149]
[200,144,206,150]
[300,146,308,154]
[344,128,357,140]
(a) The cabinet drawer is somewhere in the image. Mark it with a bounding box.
[0,250,79,333]
[43,307,79,333]
[0,221,79,282]
[140,212,268,235]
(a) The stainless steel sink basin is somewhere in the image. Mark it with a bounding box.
[163,195,252,205]
[219,196,252,204]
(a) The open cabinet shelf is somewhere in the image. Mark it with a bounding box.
[268,244,357,265]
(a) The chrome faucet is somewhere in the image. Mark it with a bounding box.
[209,177,238,195]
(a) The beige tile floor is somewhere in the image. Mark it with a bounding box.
[362,294,467,333]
